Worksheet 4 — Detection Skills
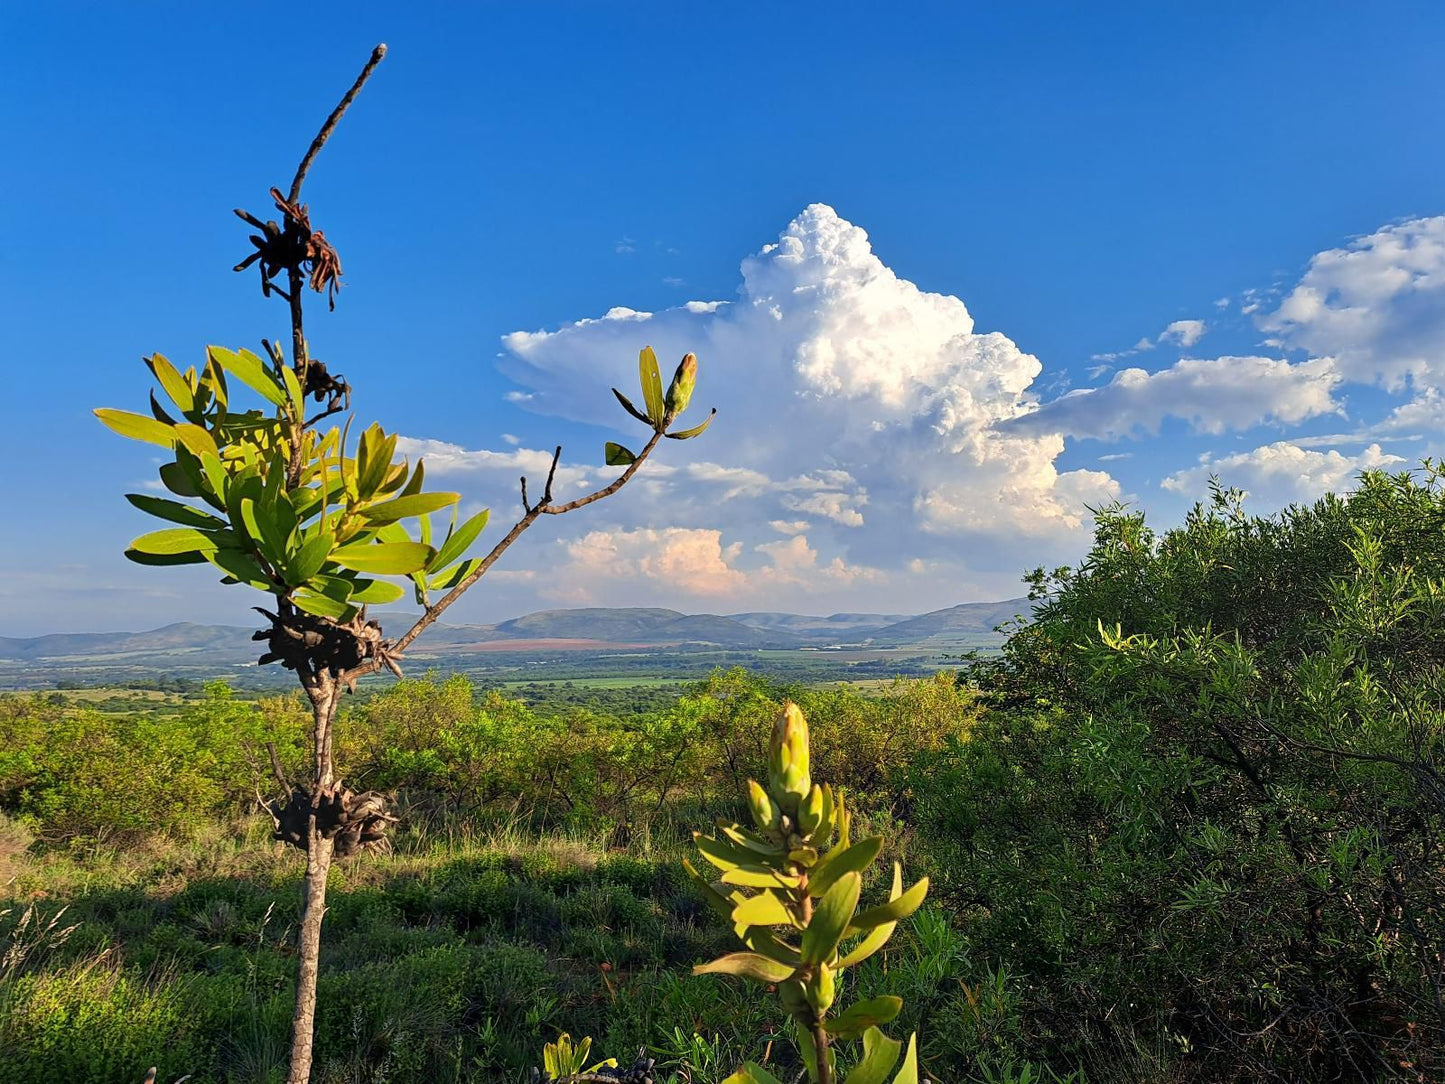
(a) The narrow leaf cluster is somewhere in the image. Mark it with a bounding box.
[606,347,716,464]
[95,345,487,626]
[687,702,929,1084]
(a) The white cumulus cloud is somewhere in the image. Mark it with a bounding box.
[478,204,1118,606]
[1162,442,1405,507]
[1007,355,1341,441]
[1260,216,1445,391]
[1159,319,1207,347]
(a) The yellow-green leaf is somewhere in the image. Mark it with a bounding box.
[128,527,223,556]
[666,408,716,440]
[891,1034,918,1084]
[824,996,902,1038]
[731,891,795,929]
[722,1065,783,1084]
[95,408,175,448]
[209,345,287,408]
[692,952,796,984]
[431,509,489,572]
[849,877,929,933]
[802,872,860,965]
[146,353,195,414]
[348,579,405,604]
[293,589,356,620]
[331,540,432,575]
[842,1026,902,1084]
[810,836,883,899]
[639,345,665,424]
[360,491,460,526]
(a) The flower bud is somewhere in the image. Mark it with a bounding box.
[747,779,780,833]
[806,962,836,1014]
[768,701,812,806]
[665,352,698,414]
[798,784,825,836]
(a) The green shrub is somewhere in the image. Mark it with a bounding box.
[914,469,1445,1080]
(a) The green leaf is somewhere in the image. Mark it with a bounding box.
[124,494,226,529]
[683,859,739,923]
[400,458,426,498]
[208,345,287,408]
[331,540,433,575]
[205,548,275,591]
[824,997,902,1038]
[429,557,481,591]
[431,509,489,572]
[149,390,177,425]
[604,441,636,466]
[360,491,460,526]
[666,408,716,440]
[125,548,209,566]
[837,864,904,969]
[128,527,223,557]
[849,877,929,933]
[843,1027,902,1084]
[293,589,356,620]
[355,423,397,499]
[810,836,883,899]
[721,1065,783,1084]
[348,579,405,604]
[95,408,175,448]
[695,832,779,873]
[720,866,801,890]
[612,387,652,425]
[692,952,796,984]
[797,1024,821,1082]
[287,531,334,587]
[891,1034,918,1084]
[802,872,860,965]
[731,891,796,929]
[158,462,200,498]
[306,574,355,602]
[146,354,195,414]
[639,346,665,425]
[281,365,304,416]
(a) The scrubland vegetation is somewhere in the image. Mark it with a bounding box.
[3,467,1444,1081]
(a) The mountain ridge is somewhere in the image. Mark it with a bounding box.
[0,599,1032,661]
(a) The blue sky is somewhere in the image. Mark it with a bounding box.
[5,2,1445,633]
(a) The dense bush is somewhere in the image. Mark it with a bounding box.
[332,668,977,829]
[0,671,976,847]
[914,470,1445,1080]
[0,684,309,844]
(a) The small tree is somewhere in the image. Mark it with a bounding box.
[94,46,712,1084]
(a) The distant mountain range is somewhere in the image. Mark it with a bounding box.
[0,599,1034,687]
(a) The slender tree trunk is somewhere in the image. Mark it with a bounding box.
[287,680,340,1084]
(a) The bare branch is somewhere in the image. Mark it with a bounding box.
[288,45,388,204]
[266,741,289,792]
[544,429,664,515]
[339,428,667,687]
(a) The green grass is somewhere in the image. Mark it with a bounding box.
[0,813,1007,1084]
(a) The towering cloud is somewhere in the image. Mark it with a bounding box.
[411,205,1119,610]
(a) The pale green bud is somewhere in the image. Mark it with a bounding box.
[769,701,811,804]
[747,779,780,833]
[665,352,698,414]
[798,784,825,835]
[806,962,836,1014]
